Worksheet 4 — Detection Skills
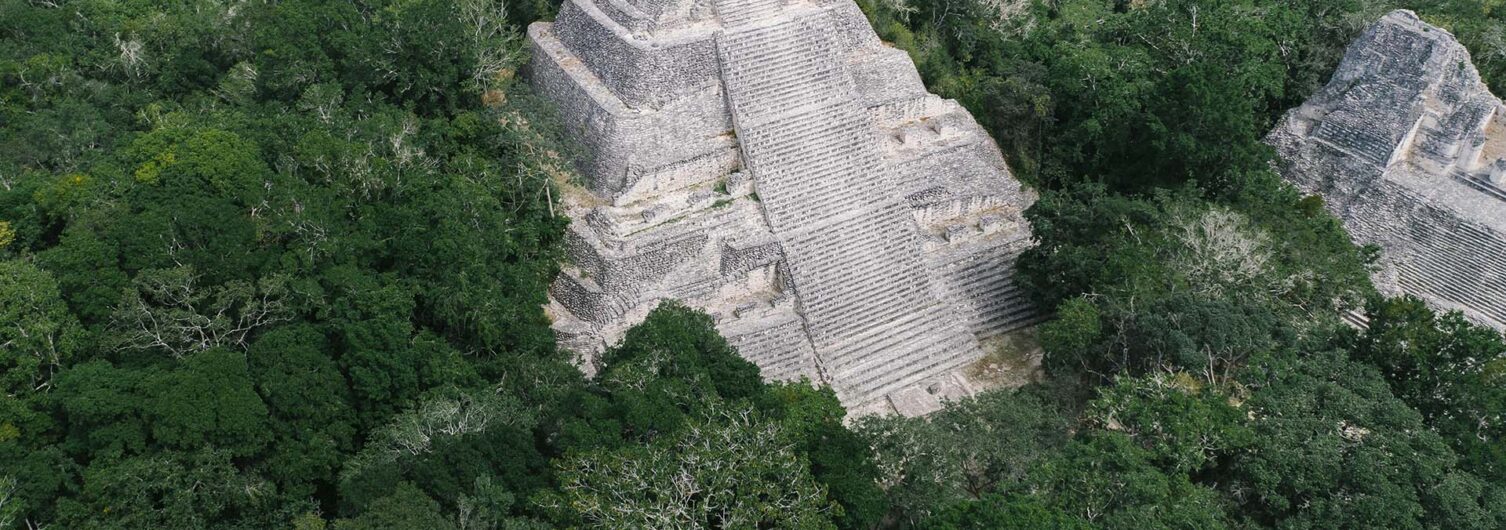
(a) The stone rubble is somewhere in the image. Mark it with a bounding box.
[1270,10,1506,329]
[528,0,1038,415]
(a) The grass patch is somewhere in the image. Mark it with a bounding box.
[966,326,1044,388]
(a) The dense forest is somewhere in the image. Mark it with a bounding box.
[0,0,1503,528]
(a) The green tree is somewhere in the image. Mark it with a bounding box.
[860,385,1074,525]
[0,259,85,394]
[1033,431,1233,529]
[54,361,151,458]
[1085,374,1252,475]
[337,384,546,522]
[557,302,770,452]
[771,382,889,529]
[553,303,879,528]
[246,324,358,496]
[553,405,839,529]
[922,494,1089,530]
[142,348,272,458]
[1347,296,1506,480]
[0,220,14,250]
[53,450,298,530]
[0,1,577,526]
[35,228,130,325]
[335,483,456,530]
[1021,184,1356,380]
[1229,350,1503,529]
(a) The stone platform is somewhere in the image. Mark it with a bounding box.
[528,0,1038,414]
[1270,10,1506,329]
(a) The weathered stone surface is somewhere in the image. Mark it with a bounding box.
[1270,10,1506,329]
[529,0,1038,415]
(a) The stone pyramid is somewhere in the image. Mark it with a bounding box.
[528,0,1038,415]
[1269,10,1506,330]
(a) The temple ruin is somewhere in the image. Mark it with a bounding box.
[1270,10,1506,329]
[527,0,1038,415]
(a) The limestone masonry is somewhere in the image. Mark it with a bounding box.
[527,0,1038,415]
[1270,10,1506,329]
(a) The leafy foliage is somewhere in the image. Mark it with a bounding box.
[859,384,1075,524]
[555,406,838,529]
[0,259,84,394]
[1345,297,1506,481]
[853,2,1506,528]
[546,303,885,529]
[6,0,1506,528]
[1023,184,1368,380]
[0,0,576,526]
[1229,350,1503,530]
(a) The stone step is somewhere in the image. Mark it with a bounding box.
[716,0,786,27]
[716,10,982,402]
[831,323,977,403]
[819,307,941,369]
[727,318,818,381]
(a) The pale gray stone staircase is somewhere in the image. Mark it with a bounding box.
[714,7,983,404]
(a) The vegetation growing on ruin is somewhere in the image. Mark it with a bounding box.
[0,0,1502,528]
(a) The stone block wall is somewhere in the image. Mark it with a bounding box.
[552,0,722,109]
